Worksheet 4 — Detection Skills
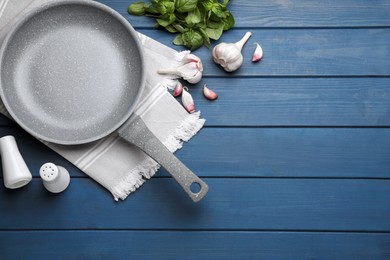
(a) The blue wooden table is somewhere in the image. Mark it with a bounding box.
[1,0,390,258]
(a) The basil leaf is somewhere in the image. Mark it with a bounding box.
[173,23,187,33]
[223,12,235,30]
[198,27,211,47]
[156,13,176,27]
[205,22,224,40]
[128,0,235,50]
[185,8,201,25]
[182,29,204,50]
[212,6,226,19]
[221,0,230,8]
[165,25,178,33]
[175,0,198,13]
[173,33,184,45]
[190,30,205,50]
[181,30,193,46]
[202,0,217,11]
[128,2,149,16]
[157,0,175,14]
[145,5,160,14]
[207,20,221,29]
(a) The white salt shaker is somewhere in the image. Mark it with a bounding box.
[0,135,32,189]
[39,163,70,193]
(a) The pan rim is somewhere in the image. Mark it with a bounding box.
[0,0,146,145]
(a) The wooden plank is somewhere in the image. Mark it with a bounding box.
[188,78,390,126]
[0,126,389,178]
[1,178,389,231]
[100,0,390,28]
[173,127,390,178]
[136,28,390,76]
[1,231,389,259]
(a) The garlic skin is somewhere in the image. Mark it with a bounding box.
[203,84,218,100]
[212,32,252,72]
[181,88,195,113]
[252,42,263,62]
[181,53,202,65]
[173,81,183,97]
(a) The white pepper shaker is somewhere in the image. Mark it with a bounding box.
[0,135,32,189]
[39,163,70,193]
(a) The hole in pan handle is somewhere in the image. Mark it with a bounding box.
[118,114,209,202]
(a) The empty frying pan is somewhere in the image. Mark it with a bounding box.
[0,1,208,202]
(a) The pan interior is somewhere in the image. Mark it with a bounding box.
[0,2,144,144]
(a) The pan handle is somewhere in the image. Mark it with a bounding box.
[118,115,208,202]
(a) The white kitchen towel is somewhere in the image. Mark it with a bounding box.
[0,0,205,200]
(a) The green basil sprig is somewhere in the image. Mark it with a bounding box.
[128,0,235,50]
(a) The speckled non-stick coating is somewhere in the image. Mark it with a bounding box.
[0,1,145,144]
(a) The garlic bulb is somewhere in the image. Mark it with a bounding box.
[212,32,252,72]
[157,53,203,84]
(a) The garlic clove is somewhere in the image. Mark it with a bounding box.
[181,88,195,113]
[185,69,202,84]
[252,42,263,62]
[224,56,243,72]
[203,84,218,100]
[173,81,183,97]
[196,60,203,72]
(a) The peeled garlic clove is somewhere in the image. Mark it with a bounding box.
[252,42,263,62]
[173,81,183,97]
[203,84,218,100]
[182,88,195,113]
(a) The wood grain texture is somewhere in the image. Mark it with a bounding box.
[102,0,390,28]
[1,126,389,178]
[0,0,389,258]
[1,179,389,231]
[136,28,390,76]
[1,231,390,259]
[173,127,390,178]
[189,78,390,126]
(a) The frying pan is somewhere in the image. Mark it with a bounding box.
[0,1,208,202]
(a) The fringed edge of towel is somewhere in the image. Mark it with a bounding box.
[110,111,206,201]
